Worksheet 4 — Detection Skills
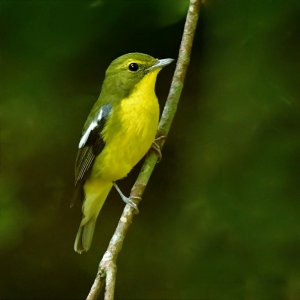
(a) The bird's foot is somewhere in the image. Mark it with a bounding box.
[113,183,139,214]
[151,135,166,163]
[124,196,140,214]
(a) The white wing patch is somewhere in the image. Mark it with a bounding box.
[78,108,104,149]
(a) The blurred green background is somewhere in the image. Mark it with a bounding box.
[1,0,300,299]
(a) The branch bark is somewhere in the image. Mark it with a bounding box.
[86,1,202,299]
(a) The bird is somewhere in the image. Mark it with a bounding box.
[73,52,174,254]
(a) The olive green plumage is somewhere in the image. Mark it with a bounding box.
[73,52,173,253]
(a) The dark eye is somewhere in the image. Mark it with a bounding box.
[128,63,139,71]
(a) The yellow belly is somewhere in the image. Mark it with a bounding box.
[91,70,160,181]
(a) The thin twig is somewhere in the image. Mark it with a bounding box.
[86,1,202,299]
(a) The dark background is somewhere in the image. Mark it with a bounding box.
[1,0,300,299]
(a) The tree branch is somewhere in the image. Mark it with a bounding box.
[86,1,202,299]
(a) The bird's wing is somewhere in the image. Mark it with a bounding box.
[74,103,112,194]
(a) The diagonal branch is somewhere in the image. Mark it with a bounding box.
[86,1,202,299]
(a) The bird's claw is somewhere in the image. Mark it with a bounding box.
[113,183,140,213]
[125,196,140,214]
[151,135,166,163]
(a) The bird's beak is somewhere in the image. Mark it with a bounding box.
[147,58,174,71]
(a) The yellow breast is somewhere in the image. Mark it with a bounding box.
[92,70,160,181]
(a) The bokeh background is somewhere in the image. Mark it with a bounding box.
[1,0,300,299]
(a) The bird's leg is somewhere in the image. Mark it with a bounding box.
[151,135,166,163]
[113,183,140,214]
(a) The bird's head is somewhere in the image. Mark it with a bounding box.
[100,53,174,103]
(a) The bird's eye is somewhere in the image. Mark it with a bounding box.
[128,63,139,72]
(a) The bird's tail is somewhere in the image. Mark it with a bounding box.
[74,179,112,254]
